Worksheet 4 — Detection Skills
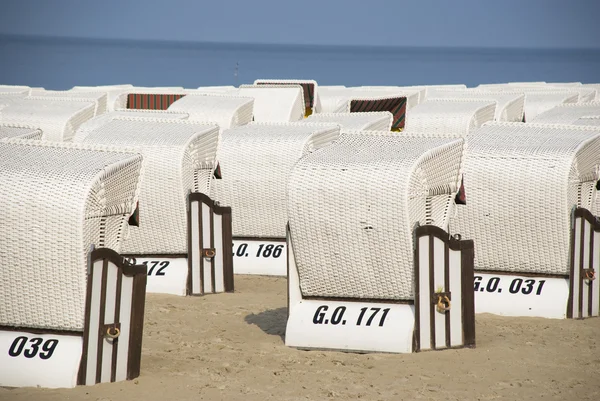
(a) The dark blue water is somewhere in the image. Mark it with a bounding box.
[1,35,599,90]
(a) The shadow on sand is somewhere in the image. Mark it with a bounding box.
[244,307,287,342]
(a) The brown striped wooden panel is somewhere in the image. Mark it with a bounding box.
[414,225,475,351]
[187,192,234,296]
[78,248,147,385]
[350,97,407,130]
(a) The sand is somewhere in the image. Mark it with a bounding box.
[1,275,599,401]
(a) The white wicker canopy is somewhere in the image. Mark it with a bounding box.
[353,87,421,110]
[573,116,600,126]
[452,122,600,275]
[288,131,465,300]
[30,89,108,116]
[254,79,322,114]
[237,85,305,122]
[167,94,254,129]
[583,84,600,100]
[477,84,594,103]
[211,122,340,238]
[0,85,30,95]
[531,102,600,124]
[0,140,143,331]
[0,123,42,140]
[404,99,496,137]
[305,112,392,131]
[0,96,96,141]
[74,118,220,255]
[426,90,525,122]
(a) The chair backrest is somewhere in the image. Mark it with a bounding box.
[531,102,600,124]
[254,79,321,115]
[30,89,108,116]
[288,131,465,300]
[452,122,600,275]
[238,85,305,122]
[354,87,421,110]
[305,112,392,131]
[167,94,254,129]
[0,123,42,140]
[0,139,143,331]
[211,122,340,238]
[74,117,220,255]
[318,87,407,130]
[426,90,525,122]
[0,96,96,141]
[405,99,496,137]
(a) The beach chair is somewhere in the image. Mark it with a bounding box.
[237,85,305,122]
[168,94,254,129]
[573,116,600,126]
[0,97,96,141]
[71,85,134,112]
[0,124,42,140]
[354,87,421,110]
[74,117,232,296]
[451,122,600,319]
[116,87,188,111]
[305,112,392,131]
[0,140,146,388]
[0,85,30,95]
[211,122,340,275]
[286,131,474,353]
[318,87,407,130]
[30,89,108,116]
[531,102,600,124]
[426,90,525,122]
[583,84,600,101]
[478,84,594,104]
[254,79,322,116]
[405,99,496,137]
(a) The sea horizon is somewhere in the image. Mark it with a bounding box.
[2,33,599,90]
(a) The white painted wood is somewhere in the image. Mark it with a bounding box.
[190,200,201,294]
[213,214,225,293]
[202,203,213,294]
[0,331,82,388]
[418,235,431,350]
[85,260,103,385]
[233,239,287,276]
[433,237,446,349]
[115,275,133,382]
[449,248,463,347]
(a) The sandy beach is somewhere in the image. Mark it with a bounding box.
[1,275,599,401]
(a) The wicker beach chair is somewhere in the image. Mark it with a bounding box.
[0,85,30,95]
[583,84,600,101]
[478,84,594,103]
[74,118,219,256]
[573,116,600,126]
[318,87,407,130]
[0,124,42,140]
[167,94,254,129]
[305,112,392,131]
[0,97,96,141]
[426,90,525,122]
[354,87,421,110]
[116,87,189,111]
[211,122,340,239]
[254,79,322,116]
[30,89,108,116]
[404,99,496,137]
[237,85,305,122]
[71,85,134,112]
[451,122,600,318]
[0,139,146,387]
[531,102,600,124]
[285,131,475,352]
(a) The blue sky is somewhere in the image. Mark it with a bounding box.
[1,0,599,49]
